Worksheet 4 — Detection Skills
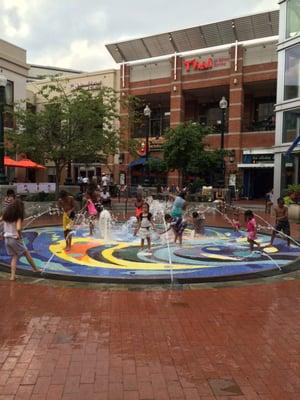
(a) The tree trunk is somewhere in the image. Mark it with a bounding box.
[55,164,61,199]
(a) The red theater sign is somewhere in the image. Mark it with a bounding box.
[184,57,213,72]
[183,56,230,72]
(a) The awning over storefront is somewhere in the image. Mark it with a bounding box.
[238,163,274,168]
[106,10,279,63]
[285,135,300,156]
[129,157,147,168]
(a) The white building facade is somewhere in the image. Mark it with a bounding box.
[274,0,300,199]
[0,39,29,124]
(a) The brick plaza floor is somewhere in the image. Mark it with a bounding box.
[1,204,300,399]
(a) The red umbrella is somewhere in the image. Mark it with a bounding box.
[4,156,46,169]
[4,156,21,167]
[16,158,46,169]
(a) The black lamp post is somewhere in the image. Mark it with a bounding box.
[0,72,8,185]
[143,104,151,186]
[219,96,228,187]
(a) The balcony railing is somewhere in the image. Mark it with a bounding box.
[246,118,275,132]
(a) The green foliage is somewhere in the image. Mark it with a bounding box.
[9,78,120,194]
[163,121,226,183]
[147,158,168,174]
[188,178,206,194]
[287,184,300,196]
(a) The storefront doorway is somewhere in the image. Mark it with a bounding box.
[243,168,274,199]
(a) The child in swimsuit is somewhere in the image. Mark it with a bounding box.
[134,202,155,252]
[135,194,143,220]
[244,210,260,251]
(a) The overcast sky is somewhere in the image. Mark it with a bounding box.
[0,0,278,71]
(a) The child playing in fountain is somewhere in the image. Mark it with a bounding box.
[162,214,187,246]
[2,189,16,211]
[2,199,41,281]
[232,211,241,231]
[134,202,155,252]
[192,211,205,236]
[271,197,291,247]
[85,190,98,236]
[58,191,75,251]
[135,194,143,220]
[244,210,260,251]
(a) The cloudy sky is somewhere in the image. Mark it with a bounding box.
[0,0,278,71]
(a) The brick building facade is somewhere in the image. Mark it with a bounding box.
[107,10,279,198]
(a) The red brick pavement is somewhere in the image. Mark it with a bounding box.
[1,280,300,399]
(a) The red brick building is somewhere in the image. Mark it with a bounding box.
[106,10,279,198]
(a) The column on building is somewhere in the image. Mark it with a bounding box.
[168,55,184,186]
[228,44,244,185]
[119,63,131,186]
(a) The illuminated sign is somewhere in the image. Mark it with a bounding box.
[183,56,230,72]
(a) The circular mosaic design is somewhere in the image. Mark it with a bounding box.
[0,226,299,282]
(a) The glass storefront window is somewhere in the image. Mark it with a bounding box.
[282,108,300,143]
[284,45,300,100]
[287,0,300,39]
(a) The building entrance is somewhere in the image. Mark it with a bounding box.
[243,168,274,199]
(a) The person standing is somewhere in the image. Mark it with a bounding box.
[2,189,16,211]
[265,189,274,214]
[244,210,260,251]
[100,187,111,209]
[134,202,155,252]
[162,214,187,246]
[134,194,144,220]
[271,197,291,247]
[2,199,41,280]
[84,191,98,236]
[101,173,109,188]
[171,192,186,218]
[58,191,75,251]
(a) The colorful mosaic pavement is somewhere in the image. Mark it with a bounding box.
[1,225,300,282]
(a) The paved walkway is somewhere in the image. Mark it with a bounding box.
[1,278,300,399]
[1,204,300,399]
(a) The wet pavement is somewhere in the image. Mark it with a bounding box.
[1,278,300,399]
[1,205,300,399]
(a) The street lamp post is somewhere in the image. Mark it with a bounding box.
[219,96,228,187]
[0,72,8,185]
[143,104,151,186]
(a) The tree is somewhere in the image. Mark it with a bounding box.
[163,121,226,185]
[9,79,119,196]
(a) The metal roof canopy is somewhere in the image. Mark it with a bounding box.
[106,10,279,63]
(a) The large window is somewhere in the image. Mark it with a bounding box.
[284,45,300,100]
[4,80,14,128]
[287,0,300,39]
[282,108,300,143]
[133,108,170,138]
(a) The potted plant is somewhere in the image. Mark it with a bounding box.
[284,184,300,222]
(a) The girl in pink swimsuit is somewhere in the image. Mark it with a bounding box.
[244,210,260,251]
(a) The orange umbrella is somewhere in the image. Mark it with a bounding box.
[4,156,46,169]
[4,156,21,167]
[16,158,46,169]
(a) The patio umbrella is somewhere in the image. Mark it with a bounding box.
[4,156,22,167]
[16,158,46,169]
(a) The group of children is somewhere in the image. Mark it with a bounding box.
[0,185,292,280]
[134,194,291,253]
[134,193,206,253]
